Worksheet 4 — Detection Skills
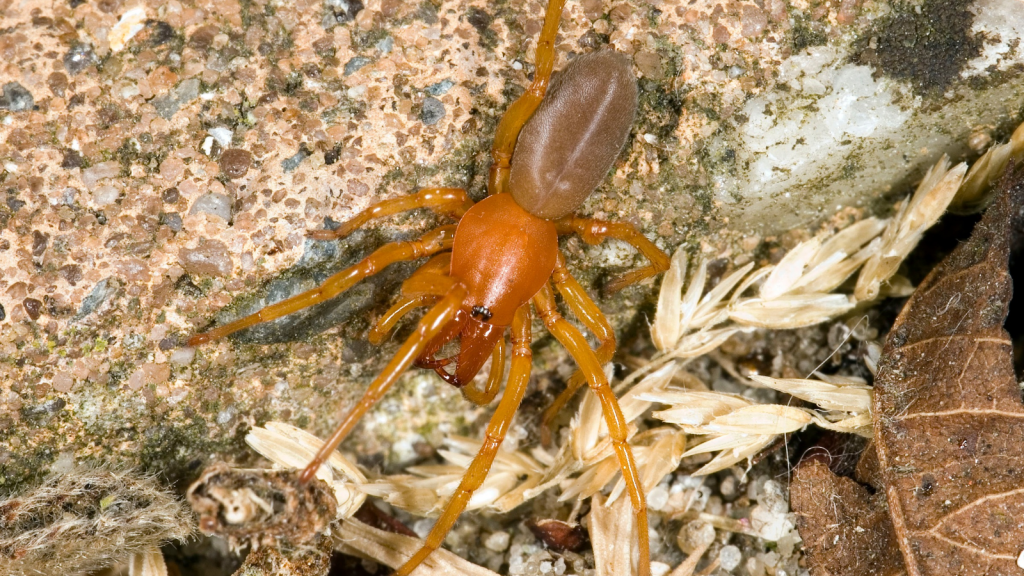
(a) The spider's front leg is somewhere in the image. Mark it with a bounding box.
[487,0,568,195]
[187,225,457,345]
[394,306,533,576]
[310,187,472,240]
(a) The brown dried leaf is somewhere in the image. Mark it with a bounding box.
[791,459,907,576]
[873,165,1024,574]
[793,166,1024,576]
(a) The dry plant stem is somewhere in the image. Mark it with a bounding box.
[187,225,458,345]
[299,283,468,484]
[534,282,651,576]
[308,187,473,240]
[395,307,533,576]
[128,550,168,576]
[334,520,500,576]
[694,557,721,576]
[487,0,567,195]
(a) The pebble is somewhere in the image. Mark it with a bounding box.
[82,161,121,189]
[160,212,183,232]
[23,298,42,320]
[281,146,310,172]
[219,148,252,179]
[189,193,232,221]
[53,372,74,393]
[209,127,233,147]
[179,240,233,277]
[676,520,715,554]
[59,264,83,285]
[327,0,364,24]
[760,480,788,514]
[647,485,669,511]
[170,347,195,365]
[375,36,393,53]
[749,503,794,541]
[720,545,742,571]
[63,44,96,75]
[484,531,511,552]
[77,277,117,318]
[426,79,454,96]
[93,185,121,206]
[0,82,33,111]
[152,78,201,119]
[344,56,371,75]
[420,97,445,125]
[650,562,671,576]
[719,474,738,500]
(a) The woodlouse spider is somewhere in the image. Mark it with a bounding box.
[188,0,669,573]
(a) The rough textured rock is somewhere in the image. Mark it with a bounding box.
[0,0,1022,569]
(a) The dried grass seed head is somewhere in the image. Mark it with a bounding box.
[0,467,192,576]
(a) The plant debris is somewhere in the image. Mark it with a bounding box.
[0,467,192,576]
[792,163,1024,575]
[187,463,337,550]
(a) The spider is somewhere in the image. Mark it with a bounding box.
[188,0,669,573]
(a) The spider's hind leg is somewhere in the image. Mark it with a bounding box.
[533,282,652,576]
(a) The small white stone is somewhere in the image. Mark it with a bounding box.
[484,531,511,552]
[209,127,233,147]
[169,347,195,365]
[201,136,214,156]
[1017,548,1024,569]
[650,561,671,576]
[720,545,742,571]
[648,485,670,511]
[761,480,789,513]
[109,6,147,52]
[93,185,121,206]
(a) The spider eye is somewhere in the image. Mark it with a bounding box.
[470,305,493,322]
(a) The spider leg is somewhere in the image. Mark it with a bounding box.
[310,188,473,240]
[187,225,457,346]
[555,215,670,293]
[462,336,505,405]
[394,306,533,576]
[540,251,616,444]
[487,0,568,195]
[533,283,651,576]
[368,294,443,346]
[298,282,469,484]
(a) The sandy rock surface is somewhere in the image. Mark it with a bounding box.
[0,0,1021,504]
